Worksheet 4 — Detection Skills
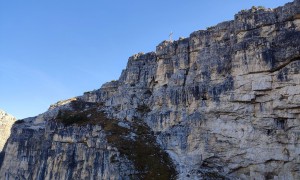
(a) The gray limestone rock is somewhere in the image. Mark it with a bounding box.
[0,110,16,151]
[1,0,300,179]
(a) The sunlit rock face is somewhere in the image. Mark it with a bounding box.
[0,110,16,151]
[1,0,300,179]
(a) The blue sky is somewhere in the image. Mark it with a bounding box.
[0,0,293,119]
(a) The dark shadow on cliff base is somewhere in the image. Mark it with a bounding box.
[0,119,29,170]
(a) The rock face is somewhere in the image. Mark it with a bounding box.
[1,0,300,179]
[0,110,16,151]
[0,100,176,180]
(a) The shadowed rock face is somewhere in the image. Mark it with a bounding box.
[1,0,300,179]
[0,110,15,151]
[0,100,177,180]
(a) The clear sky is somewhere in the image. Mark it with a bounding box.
[0,0,293,119]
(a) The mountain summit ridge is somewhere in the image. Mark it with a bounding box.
[1,0,300,179]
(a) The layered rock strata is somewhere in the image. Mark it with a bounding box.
[0,110,16,151]
[1,0,300,179]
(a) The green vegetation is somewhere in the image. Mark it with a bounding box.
[56,111,89,126]
[106,118,177,180]
[206,26,214,30]
[257,6,265,9]
[14,120,25,124]
[55,100,177,179]
[251,6,265,11]
[56,100,104,126]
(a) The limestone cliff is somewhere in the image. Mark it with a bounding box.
[0,110,16,151]
[1,0,300,179]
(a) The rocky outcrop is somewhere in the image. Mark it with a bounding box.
[1,0,300,179]
[0,100,176,179]
[0,110,16,151]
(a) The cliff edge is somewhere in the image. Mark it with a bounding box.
[1,0,300,179]
[0,110,16,151]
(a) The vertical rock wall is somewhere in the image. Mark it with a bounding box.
[0,110,16,151]
[86,1,300,178]
[1,0,300,179]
